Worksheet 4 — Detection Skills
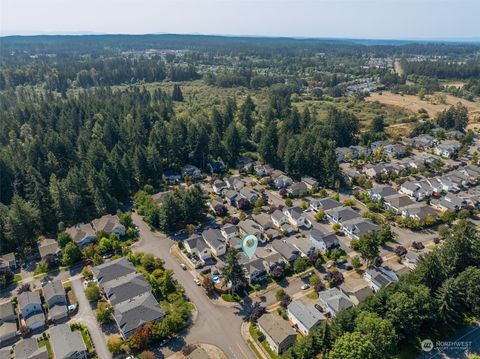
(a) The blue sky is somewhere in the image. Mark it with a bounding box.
[1,0,479,40]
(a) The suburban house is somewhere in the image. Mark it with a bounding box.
[370,140,389,151]
[341,218,380,240]
[224,190,240,207]
[287,300,325,335]
[207,161,226,174]
[93,258,164,339]
[17,291,45,331]
[288,182,308,197]
[288,236,316,257]
[317,287,353,317]
[309,228,339,254]
[202,229,227,257]
[151,190,173,206]
[271,210,289,228]
[65,223,96,249]
[14,338,48,359]
[384,144,407,157]
[271,240,300,263]
[0,301,17,346]
[401,204,437,222]
[92,257,136,285]
[0,253,16,270]
[254,164,273,177]
[325,207,360,225]
[404,134,436,149]
[239,187,259,203]
[283,207,309,228]
[335,147,355,162]
[238,219,263,242]
[38,238,60,262]
[363,267,398,292]
[102,272,151,306]
[434,140,462,158]
[162,170,182,184]
[225,176,245,191]
[184,235,211,261]
[301,176,319,190]
[262,252,286,273]
[209,197,224,213]
[399,180,433,201]
[383,194,415,214]
[43,281,68,322]
[363,163,395,180]
[49,324,87,359]
[220,224,238,240]
[257,314,297,355]
[113,292,165,339]
[92,214,125,237]
[367,185,398,201]
[402,251,424,269]
[181,164,202,179]
[273,174,293,189]
[212,180,228,195]
[252,213,273,232]
[244,258,267,282]
[310,197,342,212]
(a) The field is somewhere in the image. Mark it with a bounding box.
[366,91,480,122]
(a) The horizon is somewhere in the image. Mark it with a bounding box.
[2,0,479,40]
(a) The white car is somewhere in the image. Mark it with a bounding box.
[301,284,310,290]
[194,278,201,286]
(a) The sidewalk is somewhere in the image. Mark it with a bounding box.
[240,321,269,359]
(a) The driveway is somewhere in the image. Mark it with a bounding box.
[71,278,112,359]
[131,213,256,359]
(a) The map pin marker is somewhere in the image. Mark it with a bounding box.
[242,234,258,259]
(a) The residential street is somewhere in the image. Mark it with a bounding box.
[131,213,256,359]
[71,278,112,359]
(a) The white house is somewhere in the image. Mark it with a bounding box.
[287,300,325,335]
[283,207,310,228]
[202,229,227,257]
[363,267,398,292]
[184,235,211,260]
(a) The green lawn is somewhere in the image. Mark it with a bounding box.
[222,293,242,302]
[38,338,53,358]
[13,275,22,283]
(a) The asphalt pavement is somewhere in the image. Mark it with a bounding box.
[131,213,256,359]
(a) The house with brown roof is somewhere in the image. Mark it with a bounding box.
[257,314,296,354]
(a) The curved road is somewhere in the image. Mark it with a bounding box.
[131,213,256,359]
[71,278,112,359]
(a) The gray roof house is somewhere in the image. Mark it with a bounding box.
[14,338,48,359]
[92,214,125,236]
[271,240,300,263]
[271,210,289,228]
[301,176,319,189]
[0,301,17,346]
[383,194,415,214]
[38,238,60,261]
[283,207,309,228]
[92,257,136,285]
[184,235,211,261]
[220,223,238,240]
[151,190,173,206]
[310,197,342,212]
[309,228,339,254]
[401,204,437,221]
[17,292,45,331]
[368,185,398,201]
[341,218,380,240]
[202,229,226,257]
[363,267,398,292]
[326,207,360,224]
[238,219,263,242]
[288,182,308,197]
[257,314,296,355]
[252,213,273,231]
[244,258,267,282]
[0,253,16,270]
[239,187,259,203]
[43,281,68,322]
[212,180,228,195]
[49,324,87,359]
[287,300,325,335]
[317,287,353,317]
[65,223,96,249]
[181,164,202,179]
[103,272,152,306]
[273,175,293,189]
[113,292,165,339]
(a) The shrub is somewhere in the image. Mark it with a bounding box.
[107,336,124,354]
[85,284,100,301]
[96,302,113,324]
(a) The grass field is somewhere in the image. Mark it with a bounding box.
[366,91,480,122]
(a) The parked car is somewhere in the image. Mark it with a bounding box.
[301,284,310,290]
[194,278,201,286]
[180,263,187,270]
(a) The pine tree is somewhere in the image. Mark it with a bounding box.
[171,84,184,102]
